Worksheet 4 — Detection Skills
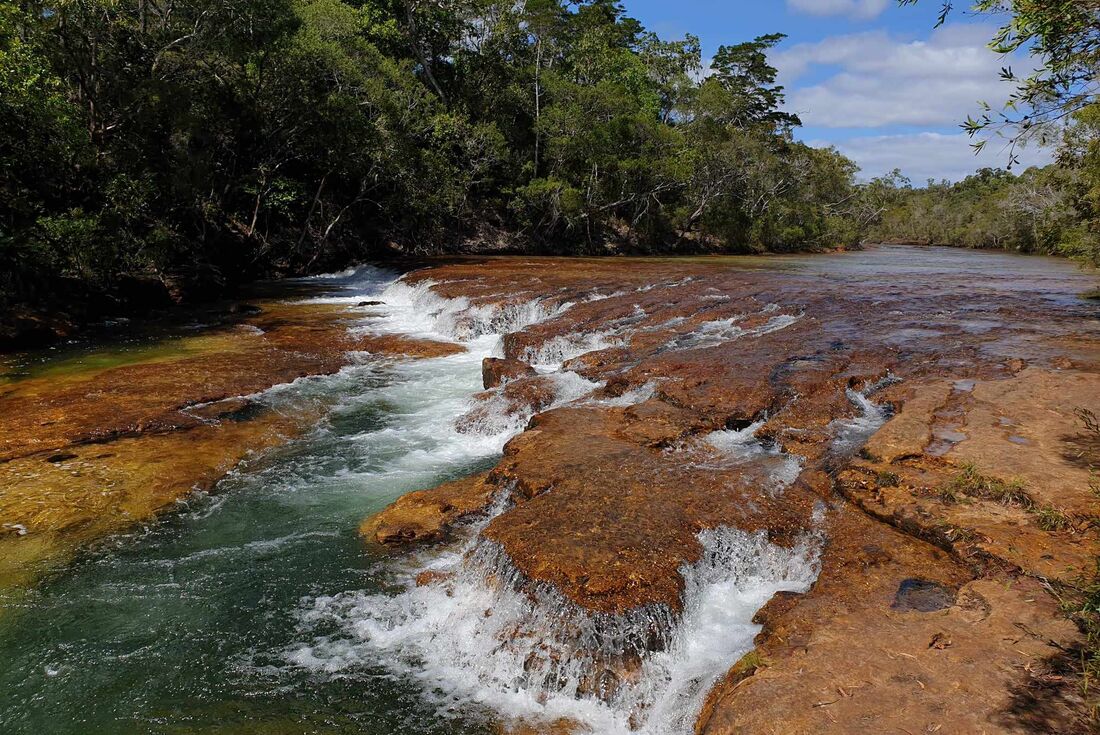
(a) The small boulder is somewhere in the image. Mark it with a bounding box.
[482,357,537,389]
[891,578,957,612]
[359,472,496,548]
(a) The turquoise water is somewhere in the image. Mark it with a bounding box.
[0,361,499,734]
[0,269,511,734]
[2,248,1097,735]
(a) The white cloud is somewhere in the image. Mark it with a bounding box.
[787,0,889,21]
[774,24,1026,129]
[816,132,1055,183]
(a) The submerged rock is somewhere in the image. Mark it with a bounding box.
[891,578,957,612]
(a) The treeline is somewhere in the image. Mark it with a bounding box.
[867,104,1100,265]
[1,0,869,311]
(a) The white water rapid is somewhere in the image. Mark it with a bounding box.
[281,268,822,735]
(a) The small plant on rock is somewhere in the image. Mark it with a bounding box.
[1078,408,1100,442]
[938,463,1034,508]
[1035,506,1072,532]
[1056,563,1100,722]
[936,522,979,545]
[876,470,900,488]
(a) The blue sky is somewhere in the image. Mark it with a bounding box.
[622,0,1054,182]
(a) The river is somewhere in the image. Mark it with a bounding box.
[1,246,1099,735]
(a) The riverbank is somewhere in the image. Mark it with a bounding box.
[0,269,476,591]
[1,245,1099,734]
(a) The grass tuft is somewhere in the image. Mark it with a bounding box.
[876,470,900,487]
[1078,407,1100,441]
[1035,505,1072,532]
[938,463,1033,508]
[731,651,766,679]
[935,522,979,544]
[937,465,1078,533]
[1056,565,1100,723]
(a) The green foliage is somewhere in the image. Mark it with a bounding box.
[937,464,1082,534]
[1051,562,1100,723]
[938,463,1034,508]
[902,1,1100,158]
[1034,505,1072,532]
[863,104,1100,264]
[0,0,878,312]
[888,3,1099,262]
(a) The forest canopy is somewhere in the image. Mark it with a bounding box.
[867,102,1100,265]
[0,0,865,308]
[878,0,1100,265]
[1,0,1097,316]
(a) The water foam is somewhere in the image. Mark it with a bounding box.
[521,331,624,371]
[456,371,604,437]
[589,381,659,408]
[667,309,802,352]
[288,525,820,735]
[282,273,818,733]
[703,422,804,493]
[829,374,900,453]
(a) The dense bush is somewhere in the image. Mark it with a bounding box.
[865,105,1100,266]
[1,0,867,309]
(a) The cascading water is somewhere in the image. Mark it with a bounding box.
[0,267,822,735]
[703,422,804,494]
[663,308,802,353]
[290,524,820,735]
[521,330,624,371]
[6,246,1098,735]
[829,374,901,453]
[284,275,822,734]
[0,267,593,735]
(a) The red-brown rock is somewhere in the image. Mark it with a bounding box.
[482,357,537,389]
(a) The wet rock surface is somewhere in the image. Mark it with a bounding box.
[4,246,1100,733]
[0,295,425,588]
[891,578,957,612]
[360,472,496,547]
[350,333,466,359]
[482,357,537,389]
[361,247,1100,733]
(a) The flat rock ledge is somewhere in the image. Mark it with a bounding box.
[360,473,496,547]
[360,258,1100,734]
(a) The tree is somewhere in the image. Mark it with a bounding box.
[706,34,801,132]
[902,1,1100,161]
[1,0,871,316]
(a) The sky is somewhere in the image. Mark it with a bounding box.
[621,0,1054,183]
